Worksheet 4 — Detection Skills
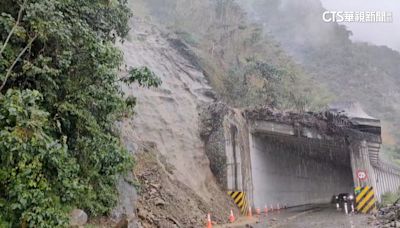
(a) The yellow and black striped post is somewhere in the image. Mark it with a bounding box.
[227,191,248,215]
[354,186,376,214]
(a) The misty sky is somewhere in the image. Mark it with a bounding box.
[321,0,400,52]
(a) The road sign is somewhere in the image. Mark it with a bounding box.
[357,170,368,181]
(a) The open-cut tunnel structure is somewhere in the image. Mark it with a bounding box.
[200,102,400,213]
[250,132,353,207]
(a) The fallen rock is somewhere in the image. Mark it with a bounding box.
[111,174,138,222]
[375,203,400,227]
[69,209,88,226]
[154,198,166,206]
[150,183,160,189]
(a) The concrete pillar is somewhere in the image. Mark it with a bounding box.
[383,172,387,195]
[248,133,255,207]
[375,168,381,200]
[379,170,385,199]
[390,174,396,192]
[225,123,244,191]
[384,172,389,194]
[386,173,390,192]
[397,175,400,190]
[380,171,384,195]
[384,172,389,195]
[397,176,400,191]
[349,140,378,191]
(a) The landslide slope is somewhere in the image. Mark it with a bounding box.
[119,17,235,226]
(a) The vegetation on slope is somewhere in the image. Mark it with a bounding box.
[381,187,400,206]
[0,0,159,227]
[134,0,331,111]
[242,0,400,148]
[136,0,400,162]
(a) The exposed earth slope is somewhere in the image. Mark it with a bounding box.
[118,17,235,227]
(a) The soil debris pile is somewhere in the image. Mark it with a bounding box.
[119,17,237,227]
[373,203,400,227]
[134,145,236,228]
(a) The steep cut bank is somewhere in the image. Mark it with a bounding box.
[118,17,235,226]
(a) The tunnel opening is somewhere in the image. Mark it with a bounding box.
[250,132,354,208]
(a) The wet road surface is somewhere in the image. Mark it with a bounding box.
[253,204,373,228]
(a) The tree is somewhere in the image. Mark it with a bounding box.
[0,0,160,226]
[137,0,329,111]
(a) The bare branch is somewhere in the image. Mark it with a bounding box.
[0,34,37,92]
[0,0,27,57]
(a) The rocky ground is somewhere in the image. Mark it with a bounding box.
[134,144,238,228]
[372,203,400,227]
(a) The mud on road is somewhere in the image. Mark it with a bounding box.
[219,204,374,228]
[272,205,372,228]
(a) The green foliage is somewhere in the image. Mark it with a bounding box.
[381,188,400,206]
[0,0,159,227]
[382,145,400,166]
[135,0,330,111]
[0,89,72,227]
[123,67,161,88]
[174,30,199,46]
[243,0,400,145]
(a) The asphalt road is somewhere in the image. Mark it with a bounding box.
[253,204,374,228]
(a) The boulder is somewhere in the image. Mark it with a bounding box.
[111,174,138,221]
[69,209,88,226]
[114,213,139,228]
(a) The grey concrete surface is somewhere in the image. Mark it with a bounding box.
[254,204,373,228]
[250,134,354,208]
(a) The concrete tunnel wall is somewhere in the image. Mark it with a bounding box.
[375,166,400,200]
[202,103,399,208]
[250,134,354,208]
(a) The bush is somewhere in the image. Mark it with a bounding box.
[381,188,400,206]
[0,89,72,227]
[0,0,159,226]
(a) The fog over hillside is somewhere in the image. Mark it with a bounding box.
[238,0,400,150]
[133,0,400,161]
[321,0,400,52]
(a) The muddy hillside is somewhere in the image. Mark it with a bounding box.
[118,17,236,227]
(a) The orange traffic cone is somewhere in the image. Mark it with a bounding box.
[277,203,280,211]
[270,204,274,212]
[206,213,212,228]
[256,208,261,215]
[248,206,253,217]
[264,205,269,215]
[229,209,235,223]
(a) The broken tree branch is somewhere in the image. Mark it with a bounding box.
[0,34,37,92]
[0,0,26,57]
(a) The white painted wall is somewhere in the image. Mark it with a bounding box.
[250,135,354,208]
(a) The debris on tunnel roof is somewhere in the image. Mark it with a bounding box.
[241,102,381,139]
[329,101,377,120]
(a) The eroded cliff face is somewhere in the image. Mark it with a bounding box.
[117,17,236,226]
